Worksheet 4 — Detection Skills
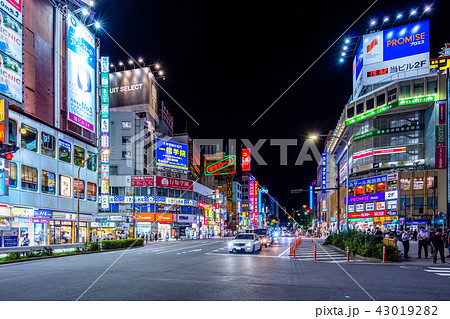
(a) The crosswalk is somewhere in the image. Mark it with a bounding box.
[291,241,362,263]
[424,267,450,277]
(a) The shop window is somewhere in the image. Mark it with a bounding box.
[400,85,410,98]
[426,176,436,189]
[366,98,374,110]
[376,182,385,193]
[41,132,56,158]
[122,136,131,144]
[59,175,72,197]
[427,80,437,95]
[58,140,71,163]
[121,121,131,129]
[8,162,17,188]
[74,146,85,167]
[356,103,364,115]
[365,184,374,194]
[21,165,38,191]
[388,180,397,191]
[41,170,56,194]
[400,178,410,191]
[413,197,424,210]
[377,93,385,106]
[110,165,118,174]
[355,186,364,195]
[8,119,17,146]
[347,107,355,119]
[20,124,38,152]
[74,179,85,199]
[414,83,424,96]
[87,182,97,201]
[413,177,424,190]
[87,151,97,171]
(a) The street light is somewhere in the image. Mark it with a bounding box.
[310,134,350,232]
[76,150,107,244]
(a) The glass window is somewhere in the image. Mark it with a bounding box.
[388,180,397,191]
[8,162,17,188]
[414,83,424,96]
[377,93,385,106]
[426,176,436,189]
[59,175,72,197]
[356,103,364,115]
[58,140,71,163]
[74,146,85,167]
[400,197,411,208]
[400,178,410,191]
[8,119,17,146]
[21,165,38,191]
[347,107,355,118]
[355,186,364,195]
[121,121,131,129]
[87,151,97,171]
[413,177,424,190]
[387,88,397,102]
[413,197,424,210]
[20,124,38,152]
[122,136,131,144]
[74,179,85,199]
[400,85,410,98]
[87,182,97,201]
[376,182,385,193]
[122,151,131,159]
[365,184,374,194]
[427,197,435,209]
[427,80,437,95]
[41,170,56,194]
[366,98,374,110]
[41,132,56,158]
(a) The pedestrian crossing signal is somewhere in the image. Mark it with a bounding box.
[0,142,19,159]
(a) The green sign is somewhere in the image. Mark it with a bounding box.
[398,95,435,106]
[345,103,397,126]
[436,125,446,143]
[204,154,236,175]
[353,124,425,141]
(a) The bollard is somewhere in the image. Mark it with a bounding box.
[314,244,317,261]
[293,246,296,258]
[289,242,292,256]
[346,246,350,262]
[382,246,386,263]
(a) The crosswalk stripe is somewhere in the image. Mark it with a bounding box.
[424,269,450,272]
[428,267,450,270]
[435,273,450,276]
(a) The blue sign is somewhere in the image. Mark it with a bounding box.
[309,185,313,210]
[383,20,429,62]
[348,175,387,188]
[321,152,327,193]
[34,210,53,219]
[156,139,188,171]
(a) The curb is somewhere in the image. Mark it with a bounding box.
[327,244,389,263]
[0,245,144,265]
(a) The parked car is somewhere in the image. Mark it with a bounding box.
[228,233,262,253]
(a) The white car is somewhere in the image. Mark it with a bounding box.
[228,233,262,253]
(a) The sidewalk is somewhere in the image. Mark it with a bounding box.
[396,240,449,266]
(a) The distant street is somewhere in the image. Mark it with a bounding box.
[0,237,449,301]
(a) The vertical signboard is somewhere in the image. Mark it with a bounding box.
[100,56,110,209]
[309,184,314,210]
[254,180,259,226]
[0,99,6,143]
[436,100,446,169]
[321,152,327,193]
[242,148,251,171]
[67,11,96,133]
[249,178,254,223]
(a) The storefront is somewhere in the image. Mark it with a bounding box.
[49,212,92,244]
[90,222,117,240]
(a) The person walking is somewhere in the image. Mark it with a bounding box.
[417,227,428,259]
[401,229,411,259]
[430,228,446,264]
[21,233,31,246]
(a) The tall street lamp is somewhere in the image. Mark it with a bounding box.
[310,134,350,232]
[76,150,106,243]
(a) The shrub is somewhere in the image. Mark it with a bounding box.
[87,238,143,251]
[5,252,21,261]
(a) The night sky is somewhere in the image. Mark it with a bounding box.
[94,0,449,210]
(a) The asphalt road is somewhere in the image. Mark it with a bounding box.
[0,237,449,301]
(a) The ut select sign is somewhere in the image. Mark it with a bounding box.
[353,20,430,97]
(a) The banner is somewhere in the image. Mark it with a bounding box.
[156,176,193,190]
[67,11,96,133]
[0,51,21,102]
[0,0,21,23]
[0,9,22,63]
[435,100,446,169]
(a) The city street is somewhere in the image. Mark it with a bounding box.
[0,238,449,301]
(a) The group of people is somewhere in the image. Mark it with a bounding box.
[398,227,449,264]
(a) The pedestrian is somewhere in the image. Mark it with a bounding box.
[21,233,31,246]
[429,229,435,255]
[375,227,382,236]
[401,229,410,259]
[447,230,450,258]
[417,226,428,259]
[145,234,148,244]
[430,228,446,264]
[412,229,418,241]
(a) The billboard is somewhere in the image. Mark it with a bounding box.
[109,67,158,114]
[0,9,22,63]
[242,148,251,171]
[67,11,96,133]
[156,176,193,190]
[0,0,21,23]
[204,153,236,175]
[0,50,21,102]
[353,20,430,99]
[156,138,188,171]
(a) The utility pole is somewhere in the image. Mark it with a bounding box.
[403,195,407,231]
[433,182,437,229]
